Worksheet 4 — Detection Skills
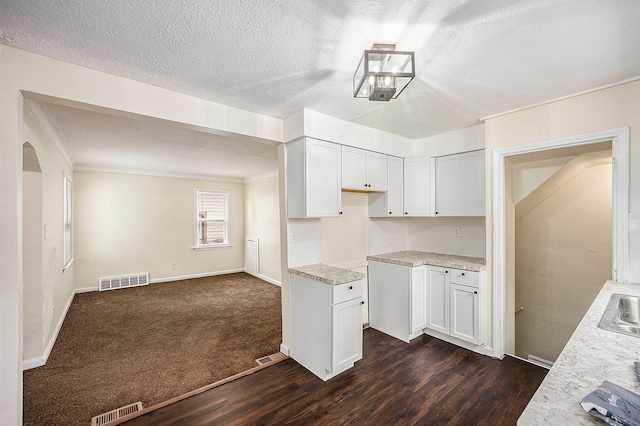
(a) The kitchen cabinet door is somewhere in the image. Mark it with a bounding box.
[368,155,403,217]
[342,146,368,190]
[332,297,363,372]
[403,157,435,216]
[435,150,485,216]
[366,151,388,191]
[287,137,342,218]
[425,266,449,334]
[450,283,480,344]
[342,147,388,191]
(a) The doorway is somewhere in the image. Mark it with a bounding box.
[492,127,630,359]
[507,143,612,365]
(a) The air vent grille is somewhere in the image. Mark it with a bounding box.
[99,273,149,291]
[91,401,142,426]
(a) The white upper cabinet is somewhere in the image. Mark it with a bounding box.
[368,155,403,217]
[286,137,342,218]
[435,150,485,216]
[403,157,435,217]
[341,146,388,192]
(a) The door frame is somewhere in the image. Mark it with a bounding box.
[492,127,629,358]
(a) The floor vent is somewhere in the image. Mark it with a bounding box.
[256,356,274,366]
[91,402,143,426]
[99,273,149,291]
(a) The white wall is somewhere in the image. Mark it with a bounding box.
[245,174,281,285]
[415,124,485,158]
[21,107,75,366]
[485,78,640,354]
[407,217,485,258]
[73,171,245,287]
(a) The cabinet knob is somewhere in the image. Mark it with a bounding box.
[364,184,368,187]
[404,212,408,215]
[339,211,343,215]
[361,301,365,305]
[474,291,478,294]
[435,211,439,215]
[445,270,448,274]
[348,285,353,290]
[461,272,466,276]
[389,211,392,215]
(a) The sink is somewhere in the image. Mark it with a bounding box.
[598,293,640,337]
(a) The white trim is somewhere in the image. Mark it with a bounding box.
[150,269,245,284]
[23,288,76,370]
[480,76,640,121]
[73,165,245,183]
[423,329,493,357]
[75,286,98,293]
[244,271,282,287]
[279,343,290,356]
[492,127,629,359]
[243,170,278,183]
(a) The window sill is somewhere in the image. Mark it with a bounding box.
[192,244,233,251]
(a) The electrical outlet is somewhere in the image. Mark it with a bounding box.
[454,227,461,237]
[170,263,176,270]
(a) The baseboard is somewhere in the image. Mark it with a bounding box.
[423,329,493,357]
[279,343,290,356]
[244,271,281,287]
[23,288,77,371]
[150,269,245,284]
[75,286,98,293]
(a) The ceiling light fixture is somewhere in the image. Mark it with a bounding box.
[353,43,415,102]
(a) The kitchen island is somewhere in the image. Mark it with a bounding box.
[518,279,640,424]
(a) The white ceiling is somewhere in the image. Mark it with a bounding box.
[4,0,640,179]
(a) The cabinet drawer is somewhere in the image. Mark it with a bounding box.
[449,269,479,288]
[333,280,363,304]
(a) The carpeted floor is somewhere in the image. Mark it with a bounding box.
[23,273,282,426]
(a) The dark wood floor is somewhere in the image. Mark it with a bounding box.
[124,329,547,425]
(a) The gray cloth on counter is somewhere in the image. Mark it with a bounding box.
[581,381,640,426]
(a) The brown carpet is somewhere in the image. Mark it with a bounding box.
[23,273,282,426]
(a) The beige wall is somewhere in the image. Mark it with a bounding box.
[407,217,486,258]
[515,163,612,362]
[73,171,245,287]
[22,107,75,363]
[485,79,640,353]
[245,175,281,284]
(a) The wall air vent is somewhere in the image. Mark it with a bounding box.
[99,273,149,291]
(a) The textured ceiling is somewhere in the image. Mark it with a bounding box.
[3,0,640,178]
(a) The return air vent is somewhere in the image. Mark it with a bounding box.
[99,273,149,291]
[91,401,143,426]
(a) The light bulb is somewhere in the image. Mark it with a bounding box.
[384,76,391,86]
[368,76,375,85]
[392,66,398,73]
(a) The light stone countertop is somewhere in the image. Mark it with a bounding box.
[518,280,640,425]
[288,264,365,286]
[367,250,486,271]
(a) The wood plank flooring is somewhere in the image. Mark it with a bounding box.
[123,329,547,425]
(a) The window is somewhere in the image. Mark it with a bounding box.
[195,190,229,248]
[63,176,73,268]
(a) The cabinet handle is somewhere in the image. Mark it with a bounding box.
[445,270,448,274]
[435,211,439,215]
[339,211,343,215]
[389,211,392,215]
[361,301,365,305]
[474,291,478,294]
[364,184,368,187]
[348,285,353,290]
[404,212,408,215]
[461,272,466,276]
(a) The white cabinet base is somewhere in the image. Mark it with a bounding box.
[423,328,491,357]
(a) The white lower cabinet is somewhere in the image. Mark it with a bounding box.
[425,266,482,345]
[369,261,484,348]
[290,274,363,381]
[368,261,426,343]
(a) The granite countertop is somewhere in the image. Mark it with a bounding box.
[288,264,365,286]
[518,280,640,425]
[367,250,486,272]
